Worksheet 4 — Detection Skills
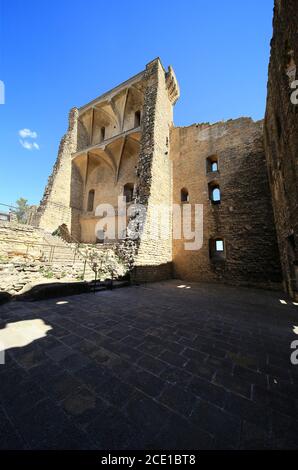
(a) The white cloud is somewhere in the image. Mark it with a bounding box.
[19,128,38,139]
[19,139,40,150]
[18,128,40,150]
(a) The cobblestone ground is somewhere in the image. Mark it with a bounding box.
[0,280,298,450]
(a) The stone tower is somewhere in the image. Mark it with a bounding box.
[34,108,79,232]
[133,59,179,281]
[35,58,180,280]
[34,55,283,289]
[264,0,298,300]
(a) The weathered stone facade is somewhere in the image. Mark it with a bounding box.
[0,221,128,295]
[33,108,79,233]
[33,55,286,290]
[171,119,281,288]
[264,0,298,299]
[133,60,177,281]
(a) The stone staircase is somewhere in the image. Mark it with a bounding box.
[0,223,93,294]
[41,231,94,273]
[0,222,92,276]
[0,221,128,295]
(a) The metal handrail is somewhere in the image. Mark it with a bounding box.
[0,238,73,249]
[0,238,94,269]
[47,231,112,267]
[0,202,17,210]
[0,230,120,282]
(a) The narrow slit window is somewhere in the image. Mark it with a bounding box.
[216,239,224,252]
[87,189,95,212]
[208,182,221,204]
[134,110,141,128]
[209,238,225,259]
[206,155,219,173]
[123,183,134,203]
[181,188,189,203]
[101,126,105,141]
[211,161,218,172]
[212,187,221,202]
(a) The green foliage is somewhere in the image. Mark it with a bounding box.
[43,270,54,279]
[14,198,30,224]
[82,245,127,281]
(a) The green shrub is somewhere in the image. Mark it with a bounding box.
[43,270,54,279]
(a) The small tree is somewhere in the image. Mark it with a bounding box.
[14,198,30,224]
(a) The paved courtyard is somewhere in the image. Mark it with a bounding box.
[0,280,298,450]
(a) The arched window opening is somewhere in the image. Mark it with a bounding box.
[206,155,219,173]
[134,110,141,128]
[211,162,218,172]
[87,189,95,212]
[215,239,224,252]
[181,188,189,203]
[209,238,225,259]
[212,187,221,202]
[123,183,134,203]
[101,126,105,142]
[208,182,221,204]
[96,229,105,244]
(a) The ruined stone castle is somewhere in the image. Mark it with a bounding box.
[32,0,297,300]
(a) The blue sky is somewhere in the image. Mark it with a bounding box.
[0,0,274,207]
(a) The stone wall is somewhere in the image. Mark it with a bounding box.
[34,108,79,234]
[132,263,173,283]
[0,221,45,250]
[0,222,128,295]
[264,0,298,299]
[134,59,177,279]
[171,118,282,288]
[79,145,139,244]
[70,162,84,241]
[33,54,288,290]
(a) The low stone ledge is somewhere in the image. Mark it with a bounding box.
[15,281,91,301]
[0,278,131,304]
[132,262,173,283]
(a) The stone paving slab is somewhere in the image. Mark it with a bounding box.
[0,280,298,449]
